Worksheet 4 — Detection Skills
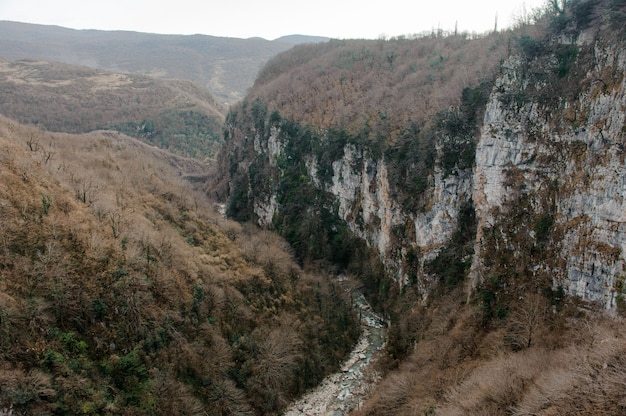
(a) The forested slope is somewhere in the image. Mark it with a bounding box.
[0,59,225,159]
[0,116,359,415]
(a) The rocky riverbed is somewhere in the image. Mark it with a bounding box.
[283,281,387,416]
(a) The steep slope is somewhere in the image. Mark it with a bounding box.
[0,21,321,105]
[0,59,225,159]
[214,30,511,304]
[249,32,508,142]
[471,13,626,310]
[215,1,626,412]
[0,116,359,415]
[216,0,626,310]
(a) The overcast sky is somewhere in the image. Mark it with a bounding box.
[0,0,547,40]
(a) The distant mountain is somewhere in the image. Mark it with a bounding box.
[274,34,331,44]
[0,21,327,105]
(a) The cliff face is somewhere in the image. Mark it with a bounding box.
[306,144,473,290]
[473,35,626,308]
[219,22,626,309]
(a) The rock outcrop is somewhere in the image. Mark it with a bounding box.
[472,36,626,308]
[219,21,626,309]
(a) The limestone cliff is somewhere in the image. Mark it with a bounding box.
[217,8,625,309]
[472,32,626,308]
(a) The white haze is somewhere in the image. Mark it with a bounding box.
[0,0,548,40]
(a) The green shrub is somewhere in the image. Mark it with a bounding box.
[534,212,554,245]
[517,35,547,59]
[555,45,579,78]
[426,200,477,290]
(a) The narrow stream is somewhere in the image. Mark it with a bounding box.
[283,277,387,415]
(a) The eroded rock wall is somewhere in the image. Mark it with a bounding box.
[229,28,625,309]
[472,36,626,308]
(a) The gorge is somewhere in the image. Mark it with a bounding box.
[217,0,626,311]
[0,0,625,414]
[214,3,626,412]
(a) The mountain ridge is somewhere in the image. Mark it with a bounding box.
[0,58,226,158]
[218,0,626,309]
[2,0,626,414]
[0,21,328,105]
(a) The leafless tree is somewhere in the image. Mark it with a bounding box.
[506,293,549,350]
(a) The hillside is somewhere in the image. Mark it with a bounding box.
[0,21,326,105]
[247,30,515,143]
[0,116,359,415]
[215,0,626,413]
[0,59,225,159]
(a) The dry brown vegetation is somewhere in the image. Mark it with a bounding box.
[3,1,625,414]
[0,115,359,415]
[0,59,225,130]
[0,59,225,158]
[249,31,513,144]
[353,287,626,416]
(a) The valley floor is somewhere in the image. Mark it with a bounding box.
[283,279,387,416]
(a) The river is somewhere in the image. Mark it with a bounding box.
[283,277,387,416]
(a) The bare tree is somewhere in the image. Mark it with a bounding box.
[109,210,124,239]
[26,132,41,152]
[506,293,549,350]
